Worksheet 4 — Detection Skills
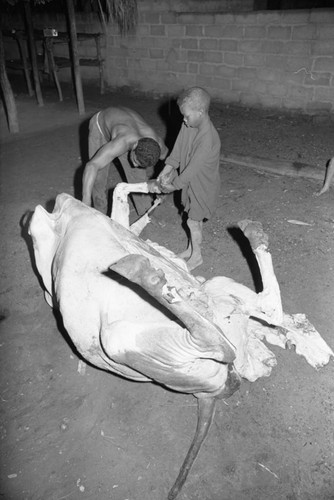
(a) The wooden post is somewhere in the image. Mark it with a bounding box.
[16,33,34,96]
[65,0,85,114]
[96,34,105,94]
[45,37,63,102]
[0,28,19,133]
[23,0,44,107]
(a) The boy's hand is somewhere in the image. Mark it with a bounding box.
[157,164,174,184]
[147,180,162,193]
[160,182,175,194]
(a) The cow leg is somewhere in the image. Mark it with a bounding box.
[130,196,162,236]
[238,220,283,325]
[111,182,148,228]
[111,182,162,236]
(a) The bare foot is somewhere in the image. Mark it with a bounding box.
[186,255,203,271]
[314,187,328,197]
[314,158,334,196]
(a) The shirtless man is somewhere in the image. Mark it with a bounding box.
[82,107,168,215]
[316,157,334,196]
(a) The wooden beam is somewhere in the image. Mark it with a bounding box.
[65,0,85,114]
[23,0,44,107]
[0,28,19,133]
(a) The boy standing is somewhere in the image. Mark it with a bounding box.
[156,87,221,271]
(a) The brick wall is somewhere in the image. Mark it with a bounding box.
[107,8,334,115]
[2,7,334,115]
[138,0,254,13]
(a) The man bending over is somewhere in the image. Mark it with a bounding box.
[82,107,168,215]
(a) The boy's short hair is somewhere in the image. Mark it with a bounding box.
[177,87,211,113]
[134,138,161,168]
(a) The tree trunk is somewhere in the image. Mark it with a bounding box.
[65,0,85,114]
[0,28,19,133]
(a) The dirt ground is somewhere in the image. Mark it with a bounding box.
[1,77,334,500]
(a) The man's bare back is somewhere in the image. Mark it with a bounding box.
[99,107,161,144]
[82,106,167,214]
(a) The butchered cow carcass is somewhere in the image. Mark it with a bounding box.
[29,182,333,500]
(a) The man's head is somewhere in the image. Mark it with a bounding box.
[177,87,211,128]
[131,138,161,168]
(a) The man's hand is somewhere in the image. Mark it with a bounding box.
[147,180,162,193]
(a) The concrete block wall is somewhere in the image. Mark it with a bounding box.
[107,8,334,115]
[2,7,334,115]
[138,0,254,13]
